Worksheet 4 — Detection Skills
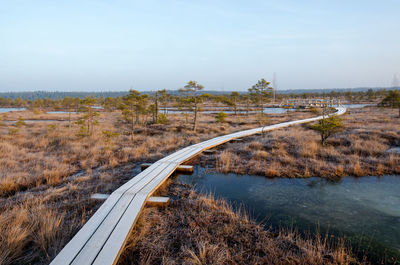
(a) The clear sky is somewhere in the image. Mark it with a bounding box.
[1,0,399,91]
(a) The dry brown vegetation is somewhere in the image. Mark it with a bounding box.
[0,109,317,264]
[199,107,400,179]
[118,183,360,265]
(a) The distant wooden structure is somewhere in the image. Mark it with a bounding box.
[50,107,347,265]
[280,98,341,108]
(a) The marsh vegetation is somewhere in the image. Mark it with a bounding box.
[199,107,400,179]
[0,88,398,264]
[118,183,359,265]
[0,106,318,264]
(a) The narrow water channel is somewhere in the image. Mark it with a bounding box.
[177,166,400,263]
[0,107,26,112]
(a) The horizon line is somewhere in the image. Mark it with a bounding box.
[1,86,399,94]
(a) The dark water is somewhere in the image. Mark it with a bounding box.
[178,167,400,262]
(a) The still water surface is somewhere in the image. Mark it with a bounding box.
[178,167,400,261]
[0,107,26,113]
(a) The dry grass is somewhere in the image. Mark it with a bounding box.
[0,163,139,265]
[0,112,236,196]
[199,107,400,179]
[0,109,316,196]
[0,199,72,265]
[0,109,316,264]
[118,183,360,265]
[216,151,241,174]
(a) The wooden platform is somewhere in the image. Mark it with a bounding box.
[50,107,346,265]
[146,196,170,207]
[90,193,110,200]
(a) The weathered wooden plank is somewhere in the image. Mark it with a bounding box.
[124,163,178,196]
[175,165,193,173]
[92,194,148,265]
[73,163,177,264]
[114,161,173,194]
[170,147,204,163]
[141,163,193,173]
[200,137,231,149]
[138,164,179,196]
[71,194,138,264]
[50,192,124,265]
[147,196,170,206]
[113,162,165,194]
[91,193,110,200]
[158,146,195,163]
[52,163,172,265]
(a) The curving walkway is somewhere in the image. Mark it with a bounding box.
[51,107,346,265]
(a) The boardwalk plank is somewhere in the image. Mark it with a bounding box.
[71,194,138,264]
[138,164,181,195]
[50,192,123,265]
[92,194,148,265]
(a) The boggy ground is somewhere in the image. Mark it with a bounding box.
[118,182,360,265]
[198,107,400,179]
[0,109,316,197]
[0,109,316,264]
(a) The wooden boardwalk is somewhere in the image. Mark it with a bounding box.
[51,107,346,265]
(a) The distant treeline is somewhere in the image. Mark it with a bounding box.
[0,90,230,100]
[0,84,399,111]
[0,91,130,100]
[0,87,399,100]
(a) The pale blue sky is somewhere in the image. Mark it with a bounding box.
[0,0,399,91]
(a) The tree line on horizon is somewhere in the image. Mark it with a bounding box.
[1,80,399,136]
[0,86,398,101]
[0,87,394,110]
[1,80,398,153]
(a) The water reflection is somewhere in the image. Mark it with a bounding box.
[178,167,400,261]
[0,108,26,113]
